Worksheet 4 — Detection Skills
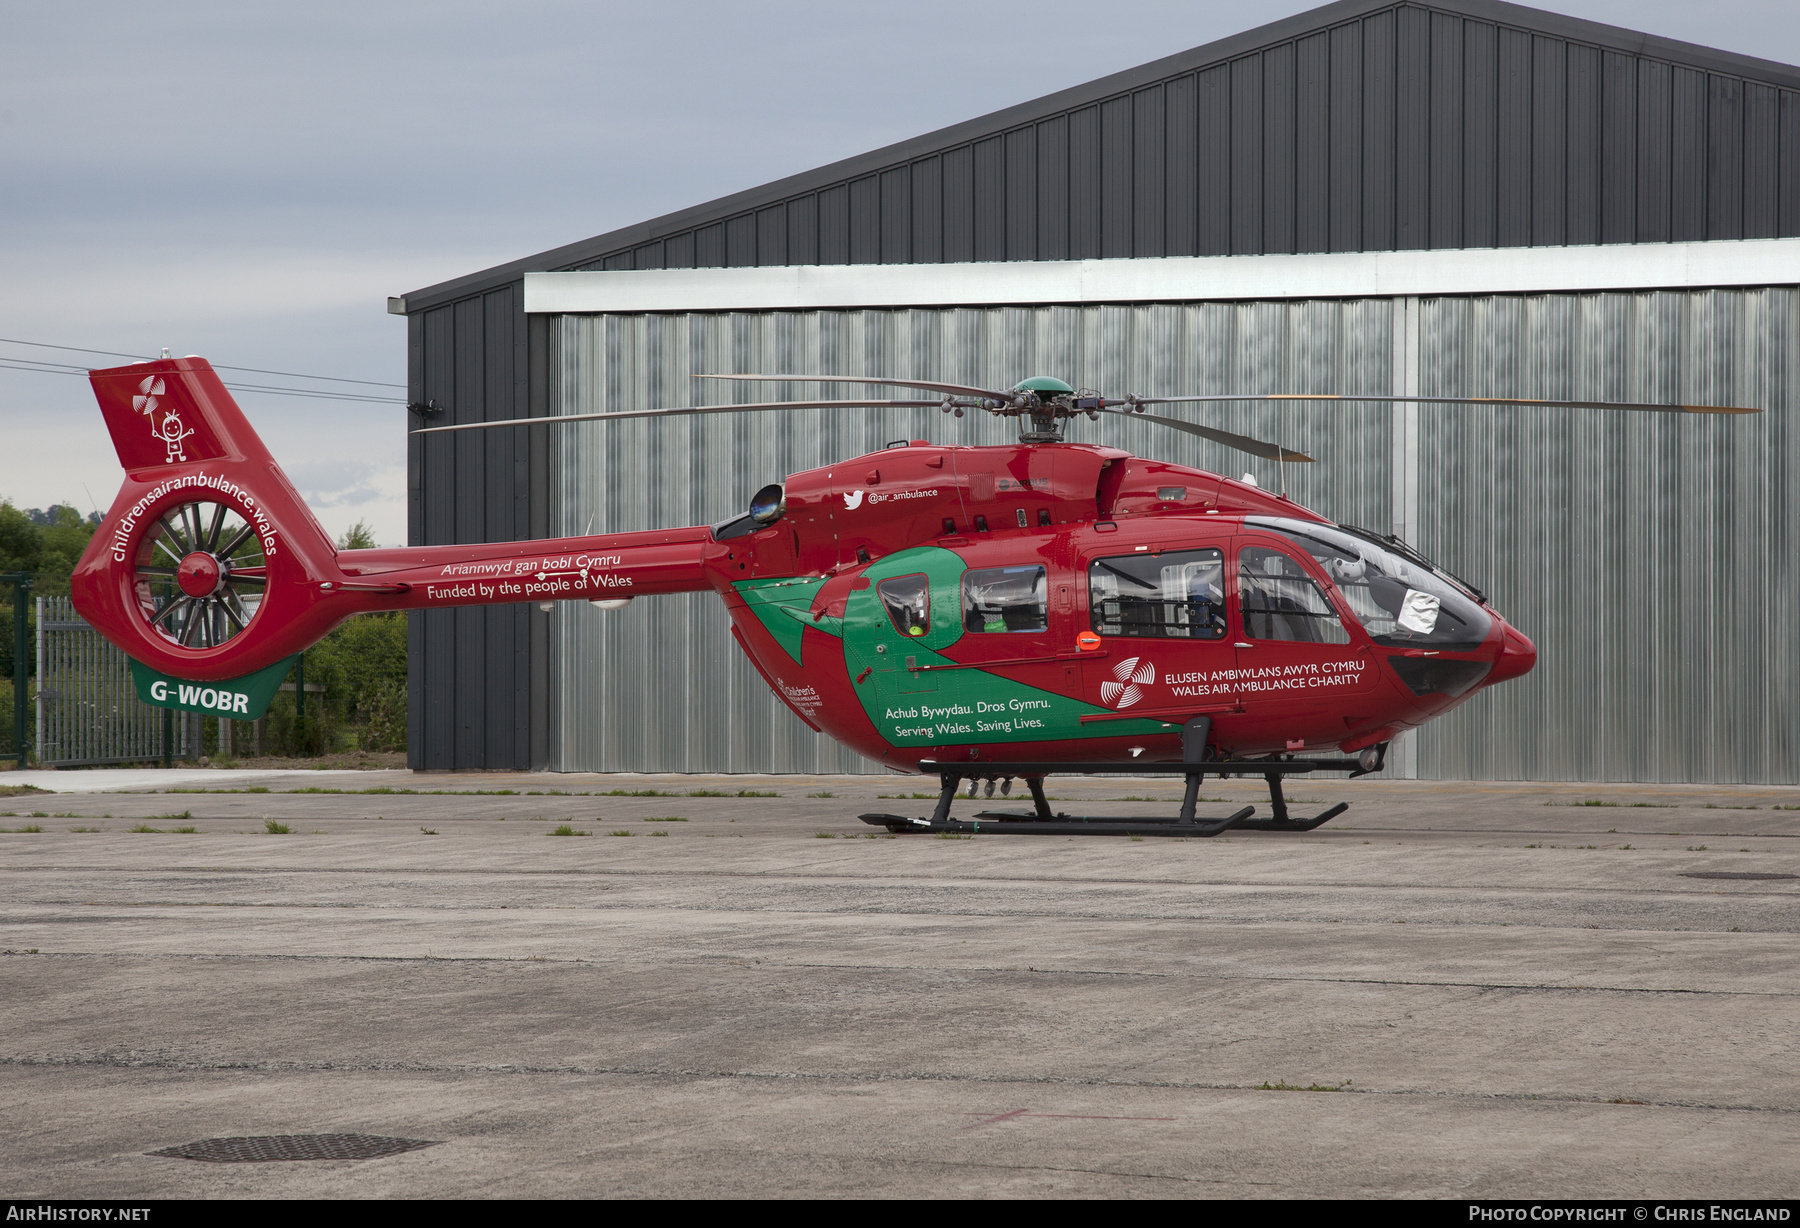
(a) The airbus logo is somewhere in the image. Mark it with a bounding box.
[842,490,865,510]
[1101,656,1157,708]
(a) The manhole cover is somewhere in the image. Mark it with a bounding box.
[1680,871,1798,881]
[148,1134,439,1162]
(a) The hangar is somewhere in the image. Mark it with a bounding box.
[393,0,1800,781]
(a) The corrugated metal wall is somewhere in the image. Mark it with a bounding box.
[546,303,1395,772]
[406,287,551,770]
[572,4,1800,275]
[548,291,1798,782]
[1415,288,1800,782]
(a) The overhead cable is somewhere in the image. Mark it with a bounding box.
[0,336,406,389]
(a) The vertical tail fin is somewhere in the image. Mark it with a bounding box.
[91,356,268,474]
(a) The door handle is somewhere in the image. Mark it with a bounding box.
[1233,642,1254,649]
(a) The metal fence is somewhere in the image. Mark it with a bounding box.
[35,596,189,767]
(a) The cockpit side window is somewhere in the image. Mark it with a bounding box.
[961,565,1047,633]
[876,573,931,638]
[1089,548,1226,639]
[1238,546,1352,645]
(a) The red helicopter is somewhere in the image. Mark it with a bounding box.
[70,357,1754,837]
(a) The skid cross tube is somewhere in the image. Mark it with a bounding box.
[857,730,1363,837]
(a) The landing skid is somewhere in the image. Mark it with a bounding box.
[856,721,1367,838]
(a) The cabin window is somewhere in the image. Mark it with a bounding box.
[1238,546,1351,645]
[876,573,930,638]
[961,565,1047,633]
[1089,548,1226,639]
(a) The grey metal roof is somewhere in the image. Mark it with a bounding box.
[402,0,1800,312]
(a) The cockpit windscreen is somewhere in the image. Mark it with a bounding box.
[1247,517,1492,651]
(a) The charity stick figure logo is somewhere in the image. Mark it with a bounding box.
[133,376,193,463]
[841,490,865,510]
[1101,656,1157,708]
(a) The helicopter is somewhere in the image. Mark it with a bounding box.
[70,357,1755,837]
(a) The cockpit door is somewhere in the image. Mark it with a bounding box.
[1231,533,1382,720]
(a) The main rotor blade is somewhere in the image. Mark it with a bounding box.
[697,373,1012,402]
[414,400,946,434]
[1095,408,1313,462]
[1128,393,1759,414]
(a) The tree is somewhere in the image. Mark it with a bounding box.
[0,500,99,598]
[337,520,378,550]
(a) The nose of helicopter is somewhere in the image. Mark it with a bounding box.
[1484,621,1537,686]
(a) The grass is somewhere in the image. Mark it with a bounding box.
[1544,800,1675,808]
[551,825,591,837]
[642,816,687,822]
[1706,804,1760,810]
[1687,845,1708,851]
[145,810,193,824]
[1258,1079,1353,1092]
[735,790,779,797]
[171,826,198,834]
[934,832,973,840]
[128,824,163,833]
[68,826,103,833]
[598,788,676,797]
[2,824,44,833]
[649,830,668,837]
[263,820,291,835]
[814,832,837,839]
[807,791,835,798]
[419,826,438,835]
[605,829,634,837]
[1773,805,1800,811]
[0,784,50,797]
[877,793,940,800]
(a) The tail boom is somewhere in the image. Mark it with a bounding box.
[333,529,712,608]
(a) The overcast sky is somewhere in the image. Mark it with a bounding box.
[4,0,1796,547]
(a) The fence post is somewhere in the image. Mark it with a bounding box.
[34,596,45,766]
[3,572,30,767]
